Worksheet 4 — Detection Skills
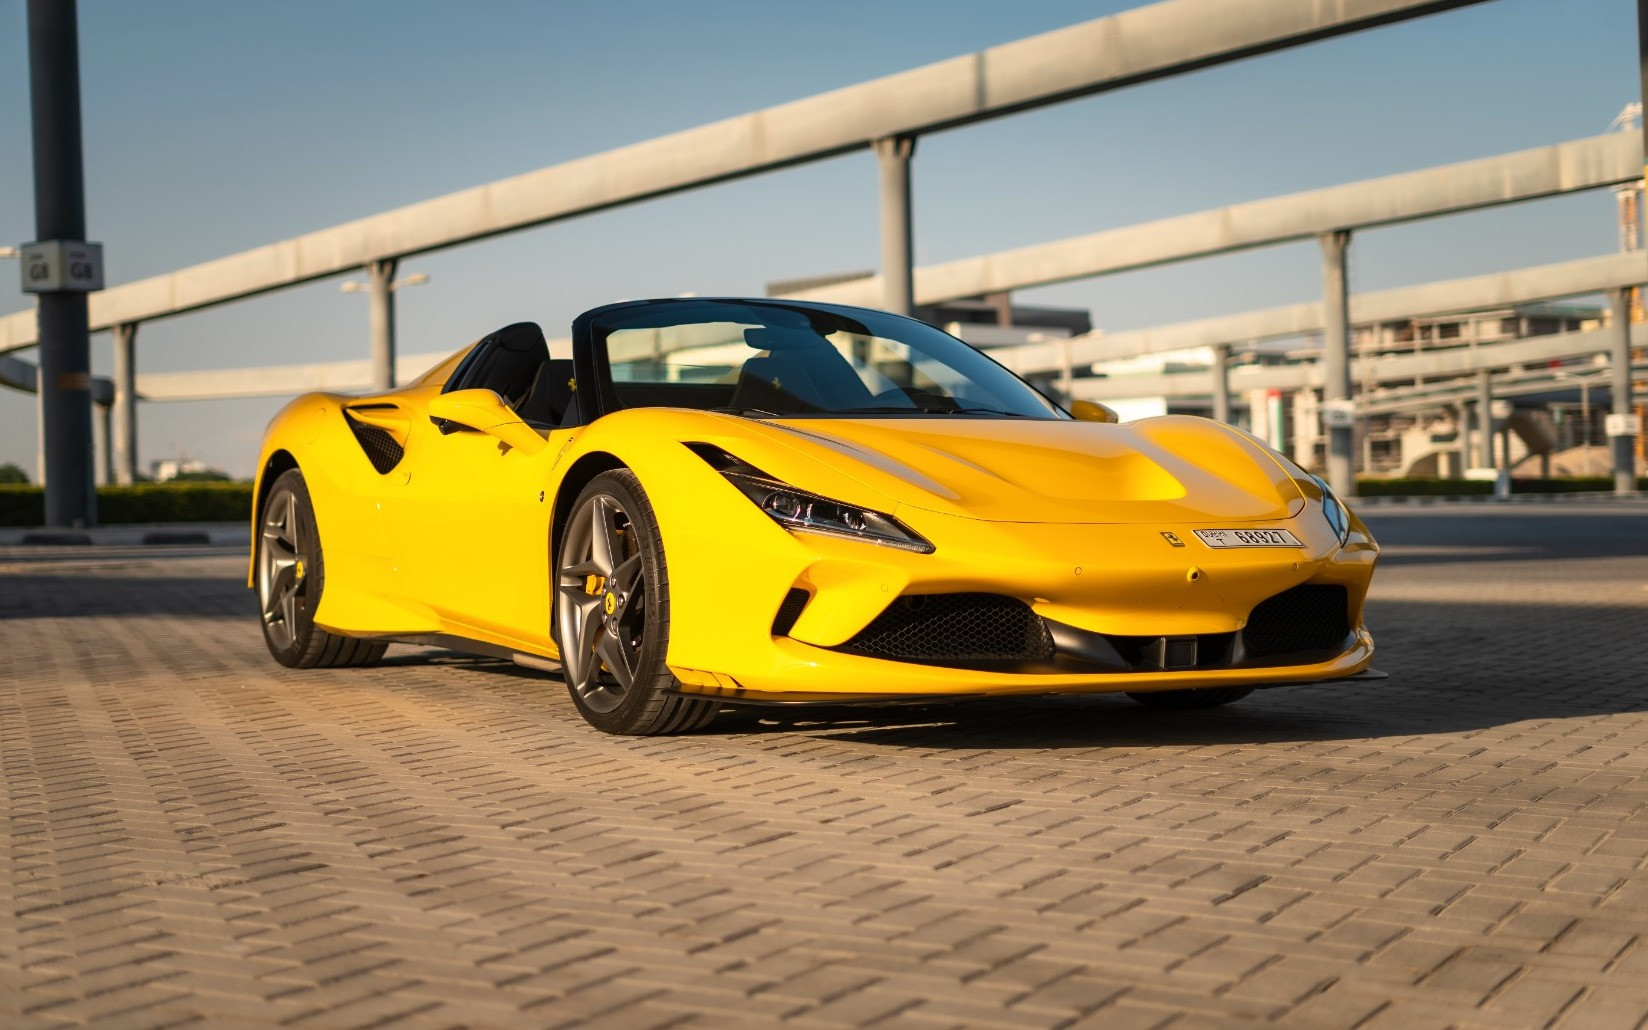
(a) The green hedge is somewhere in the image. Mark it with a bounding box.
[0,482,254,526]
[1355,477,1648,497]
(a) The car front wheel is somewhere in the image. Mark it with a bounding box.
[257,467,386,668]
[554,469,718,735]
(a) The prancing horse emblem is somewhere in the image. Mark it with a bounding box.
[1160,531,1185,547]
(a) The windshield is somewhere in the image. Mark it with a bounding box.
[591,299,1064,419]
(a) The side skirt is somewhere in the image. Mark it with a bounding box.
[379,633,563,675]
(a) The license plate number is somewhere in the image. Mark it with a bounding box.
[1193,528,1303,548]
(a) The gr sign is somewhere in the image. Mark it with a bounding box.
[1319,399,1356,429]
[1605,413,1641,438]
[19,240,104,293]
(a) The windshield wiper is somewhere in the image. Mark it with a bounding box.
[836,405,1031,417]
[708,406,784,419]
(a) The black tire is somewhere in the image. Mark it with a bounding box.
[553,469,718,735]
[1126,686,1254,709]
[257,468,387,669]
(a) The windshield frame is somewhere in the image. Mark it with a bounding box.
[572,297,1070,423]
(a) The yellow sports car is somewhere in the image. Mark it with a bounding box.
[250,297,1379,734]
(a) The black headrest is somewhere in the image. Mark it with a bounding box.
[489,322,547,353]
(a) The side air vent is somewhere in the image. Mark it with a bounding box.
[839,593,1054,666]
[771,589,810,636]
[1243,584,1351,659]
[344,409,405,474]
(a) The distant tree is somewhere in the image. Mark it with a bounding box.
[0,462,30,485]
[169,469,232,483]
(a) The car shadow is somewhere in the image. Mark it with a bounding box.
[410,593,1648,749]
[700,593,1648,748]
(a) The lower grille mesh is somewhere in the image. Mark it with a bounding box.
[1243,584,1350,658]
[841,593,1054,665]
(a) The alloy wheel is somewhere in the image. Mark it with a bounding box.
[556,492,647,714]
[259,485,309,651]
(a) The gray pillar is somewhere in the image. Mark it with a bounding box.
[873,136,916,317]
[1455,403,1471,478]
[1609,287,1639,493]
[93,400,110,486]
[35,365,46,487]
[1210,343,1231,424]
[368,257,399,391]
[1476,369,1495,469]
[112,322,136,485]
[29,0,95,526]
[1319,230,1354,496]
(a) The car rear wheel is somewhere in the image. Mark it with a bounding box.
[1126,686,1254,709]
[258,468,387,668]
[554,469,719,735]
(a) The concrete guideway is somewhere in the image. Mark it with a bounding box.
[0,0,1494,355]
[785,133,1643,310]
[1074,322,1648,399]
[4,506,1648,1026]
[995,251,1648,375]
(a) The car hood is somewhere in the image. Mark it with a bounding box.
[749,415,1306,525]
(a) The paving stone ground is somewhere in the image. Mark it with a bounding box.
[2,504,1647,1029]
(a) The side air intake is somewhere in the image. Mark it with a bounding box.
[343,408,406,474]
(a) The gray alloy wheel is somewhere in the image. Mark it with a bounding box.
[259,476,309,654]
[554,470,718,735]
[257,468,385,669]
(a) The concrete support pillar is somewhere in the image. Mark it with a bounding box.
[1210,343,1231,425]
[986,291,1013,327]
[873,136,917,317]
[368,257,399,391]
[1455,403,1471,478]
[1476,369,1495,469]
[111,321,136,485]
[92,400,110,486]
[1319,230,1354,497]
[35,365,46,487]
[1608,287,1639,493]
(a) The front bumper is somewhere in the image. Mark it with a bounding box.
[657,497,1378,701]
[668,662,1388,707]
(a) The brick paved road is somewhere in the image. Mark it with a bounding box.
[3,505,1647,1029]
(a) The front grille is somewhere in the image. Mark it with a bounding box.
[1108,631,1237,670]
[1243,584,1350,659]
[771,589,810,636]
[840,593,1054,665]
[344,412,405,474]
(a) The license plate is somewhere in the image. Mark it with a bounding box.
[1193,528,1303,548]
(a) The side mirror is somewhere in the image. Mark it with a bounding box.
[1069,399,1120,424]
[427,389,547,456]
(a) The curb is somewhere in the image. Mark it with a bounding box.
[1354,491,1648,507]
[0,522,250,547]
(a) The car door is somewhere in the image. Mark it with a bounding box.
[382,324,574,651]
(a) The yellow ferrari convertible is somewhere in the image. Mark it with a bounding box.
[250,297,1379,734]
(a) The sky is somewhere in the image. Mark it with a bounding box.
[0,0,1639,479]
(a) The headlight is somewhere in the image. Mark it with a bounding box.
[1311,475,1350,545]
[689,443,934,553]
